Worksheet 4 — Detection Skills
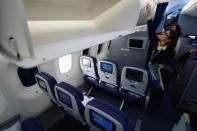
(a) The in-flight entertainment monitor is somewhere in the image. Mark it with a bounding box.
[82,58,91,67]
[127,37,147,50]
[37,78,47,92]
[100,63,113,74]
[57,90,72,108]
[128,39,143,48]
[126,69,143,82]
[90,110,114,131]
[191,39,197,46]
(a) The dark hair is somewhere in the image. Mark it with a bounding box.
[168,26,182,50]
[170,22,182,36]
[175,25,182,36]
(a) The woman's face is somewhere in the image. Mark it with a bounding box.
[159,32,170,43]
[171,24,177,32]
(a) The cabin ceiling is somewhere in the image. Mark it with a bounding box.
[24,0,119,9]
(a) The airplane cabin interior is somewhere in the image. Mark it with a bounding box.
[0,0,197,131]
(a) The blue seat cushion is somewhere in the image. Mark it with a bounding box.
[121,89,146,106]
[99,81,119,95]
[101,59,120,85]
[36,72,57,97]
[56,82,85,120]
[84,75,99,87]
[83,55,99,78]
[21,118,42,131]
[87,98,135,131]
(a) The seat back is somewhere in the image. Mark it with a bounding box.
[54,82,85,123]
[121,66,148,96]
[175,57,197,113]
[175,37,194,59]
[21,118,42,131]
[85,98,135,131]
[97,60,120,94]
[98,60,119,86]
[80,55,98,79]
[80,55,99,87]
[35,72,60,106]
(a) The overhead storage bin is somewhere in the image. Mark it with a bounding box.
[181,0,197,17]
[0,0,141,68]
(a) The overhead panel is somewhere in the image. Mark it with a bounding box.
[0,0,142,68]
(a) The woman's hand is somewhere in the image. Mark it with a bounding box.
[146,2,152,19]
[156,64,166,69]
[189,48,197,54]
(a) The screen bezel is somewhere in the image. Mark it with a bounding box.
[100,62,113,74]
[82,58,91,67]
[127,37,147,50]
[57,89,72,108]
[90,110,115,131]
[36,77,48,92]
[125,69,143,82]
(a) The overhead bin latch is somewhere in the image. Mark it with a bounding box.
[9,36,20,59]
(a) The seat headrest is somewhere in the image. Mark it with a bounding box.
[21,118,42,131]
[98,59,120,85]
[55,82,84,102]
[121,66,148,96]
[54,82,85,121]
[85,98,135,131]
[35,72,57,93]
[122,66,147,81]
[80,55,99,79]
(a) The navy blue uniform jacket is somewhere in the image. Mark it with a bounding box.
[146,20,175,65]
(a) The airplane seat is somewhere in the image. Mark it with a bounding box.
[120,89,148,106]
[0,117,42,131]
[35,72,61,107]
[172,56,197,112]
[21,118,42,131]
[80,55,99,88]
[175,37,196,59]
[98,59,120,94]
[120,66,149,107]
[171,37,197,75]
[85,98,136,131]
[54,82,85,124]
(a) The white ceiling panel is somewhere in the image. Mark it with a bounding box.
[25,0,120,9]
[25,0,94,8]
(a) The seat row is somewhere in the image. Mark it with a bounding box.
[35,72,137,131]
[80,55,151,107]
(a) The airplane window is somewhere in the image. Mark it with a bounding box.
[97,44,103,54]
[17,67,38,87]
[59,54,72,74]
